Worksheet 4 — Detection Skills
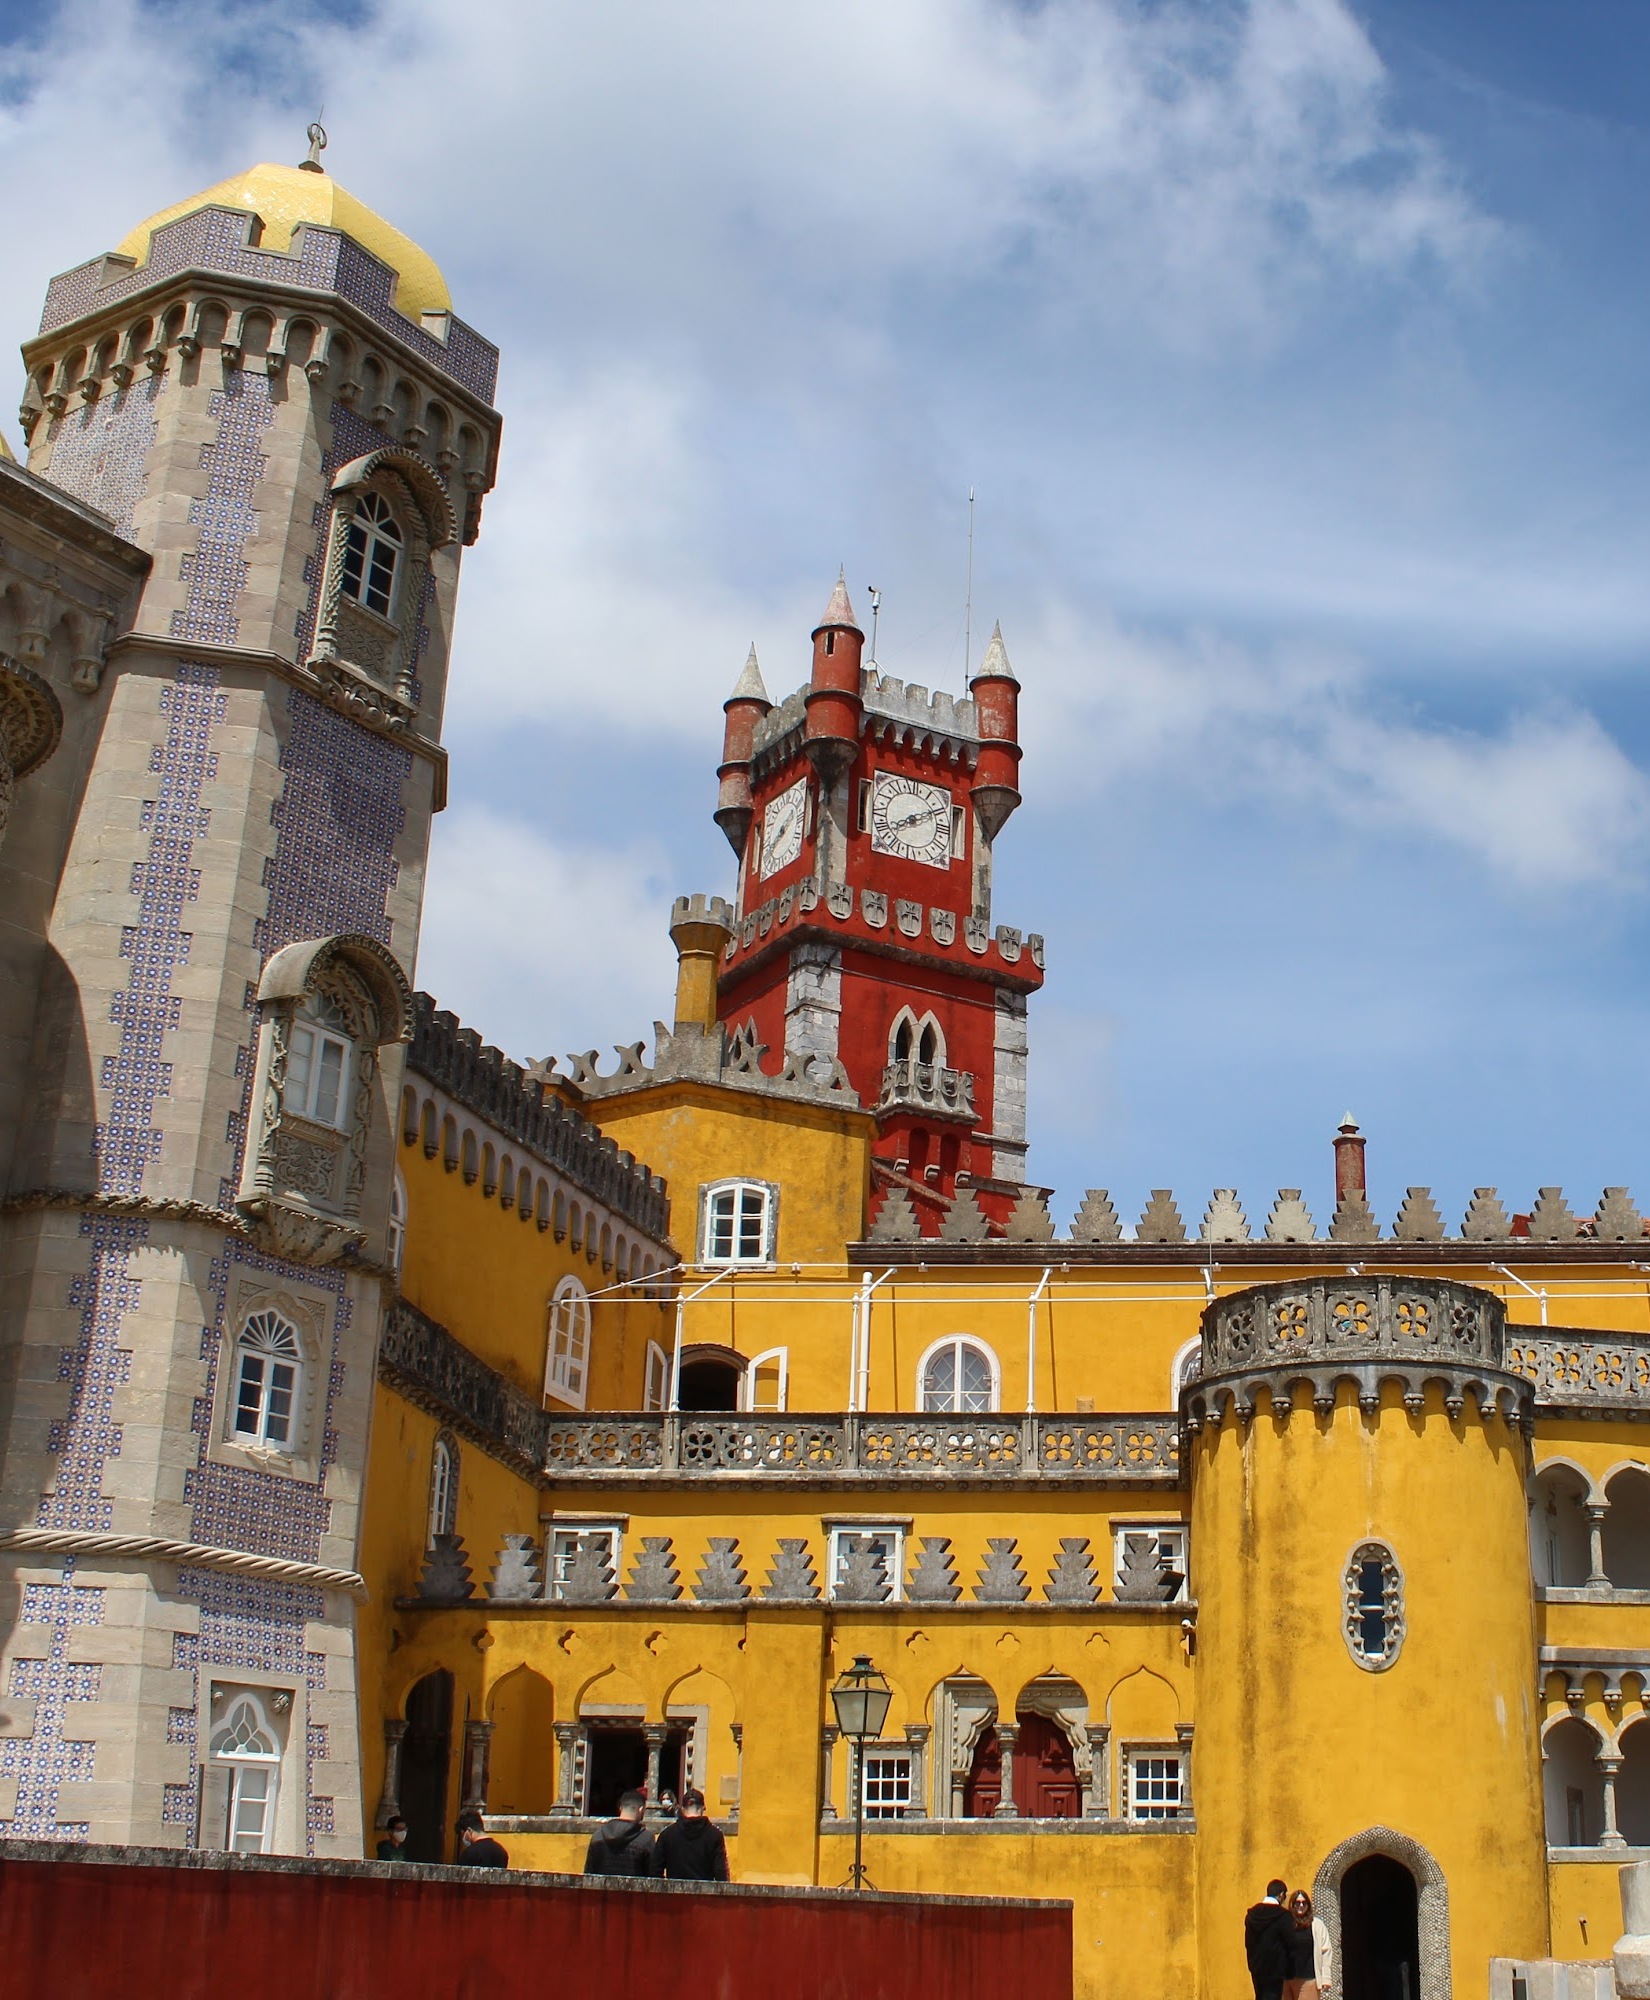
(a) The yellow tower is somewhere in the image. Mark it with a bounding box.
[1187,1276,1546,2000]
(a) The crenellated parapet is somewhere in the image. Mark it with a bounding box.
[1185,1275,1530,1431]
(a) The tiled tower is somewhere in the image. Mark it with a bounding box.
[0,136,500,1852]
[713,577,1045,1232]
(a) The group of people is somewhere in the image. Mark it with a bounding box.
[1246,1879,1332,2000]
[373,1789,731,1881]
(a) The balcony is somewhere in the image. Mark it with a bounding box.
[876,1060,977,1122]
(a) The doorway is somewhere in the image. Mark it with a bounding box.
[1341,1854,1421,2000]
[583,1722,687,1818]
[963,1714,1081,1818]
[400,1669,453,1863]
[676,1346,742,1411]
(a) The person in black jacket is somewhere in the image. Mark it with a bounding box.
[654,1788,730,1881]
[1245,1879,1295,2000]
[454,1807,510,1868]
[376,1814,409,1861]
[584,1789,657,1877]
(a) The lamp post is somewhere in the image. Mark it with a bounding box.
[829,1653,892,1891]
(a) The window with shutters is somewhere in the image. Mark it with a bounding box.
[545,1276,592,1408]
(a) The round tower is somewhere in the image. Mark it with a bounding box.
[714,644,771,855]
[1186,1275,1544,2000]
[802,569,864,790]
[967,620,1021,839]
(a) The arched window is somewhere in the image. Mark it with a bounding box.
[232,1310,301,1448]
[1344,1540,1404,1670]
[427,1432,458,1547]
[919,1336,999,1414]
[888,1007,946,1069]
[546,1276,592,1408]
[341,491,402,617]
[700,1180,777,1266]
[387,1169,407,1275]
[286,990,353,1131]
[209,1691,283,1853]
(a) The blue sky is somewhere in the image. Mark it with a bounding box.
[4,0,1650,1234]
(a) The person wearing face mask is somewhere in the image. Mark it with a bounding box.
[376,1815,410,1861]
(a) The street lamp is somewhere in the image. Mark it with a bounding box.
[829,1653,892,1891]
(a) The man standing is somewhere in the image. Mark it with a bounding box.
[654,1787,731,1881]
[454,1807,510,1868]
[583,1788,658,1877]
[376,1814,410,1861]
[1245,1878,1294,2000]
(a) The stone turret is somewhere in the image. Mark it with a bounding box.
[803,570,864,790]
[967,621,1021,840]
[669,894,736,1034]
[714,644,771,854]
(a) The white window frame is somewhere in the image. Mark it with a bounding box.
[743,1346,789,1413]
[699,1179,778,1268]
[286,995,353,1132]
[549,1522,623,1600]
[859,1748,914,1820]
[427,1432,458,1548]
[545,1275,592,1409]
[1123,1744,1186,1822]
[917,1335,1000,1415]
[827,1523,905,1603]
[643,1340,670,1412]
[340,489,403,619]
[1111,1522,1189,1603]
[208,1689,284,1854]
[387,1168,407,1274]
[230,1309,302,1451]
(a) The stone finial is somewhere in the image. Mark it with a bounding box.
[418,1533,474,1602]
[1528,1187,1578,1242]
[558,1535,617,1604]
[1596,1188,1645,1242]
[1070,1190,1123,1243]
[1003,1189,1055,1242]
[975,1537,1029,1603]
[488,1534,544,1603]
[694,1538,749,1602]
[1265,1190,1315,1243]
[868,1188,922,1242]
[1329,1189,1380,1244]
[907,1537,961,1604]
[939,1188,990,1242]
[1392,1187,1445,1243]
[1200,1190,1249,1243]
[1136,1191,1186,1244]
[1460,1188,1511,1241]
[762,1539,820,1601]
[1045,1537,1099,1605]
[625,1536,682,1603]
[1113,1533,1176,1604]
[833,1535,891,1603]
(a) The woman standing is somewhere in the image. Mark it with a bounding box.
[1284,1889,1333,2000]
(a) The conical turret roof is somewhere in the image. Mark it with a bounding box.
[727,643,770,706]
[814,568,860,634]
[971,620,1017,685]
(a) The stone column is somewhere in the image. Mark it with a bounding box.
[993,1722,1020,1818]
[552,1722,582,1817]
[729,1722,743,1824]
[461,1719,494,1812]
[644,1722,670,1809]
[903,1723,931,1819]
[1085,1724,1111,1818]
[1589,1505,1611,1589]
[374,1718,408,1830]
[1602,1755,1628,1849]
[820,1724,840,1820]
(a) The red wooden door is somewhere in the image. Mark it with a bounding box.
[963,1714,1080,1818]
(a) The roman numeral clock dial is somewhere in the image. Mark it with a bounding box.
[870,772,953,869]
[759,775,809,879]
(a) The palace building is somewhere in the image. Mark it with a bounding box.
[4,141,1650,2000]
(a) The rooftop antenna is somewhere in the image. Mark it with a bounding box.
[301,118,328,174]
[963,485,976,684]
[867,586,882,667]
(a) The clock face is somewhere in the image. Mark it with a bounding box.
[870,772,953,869]
[760,776,809,879]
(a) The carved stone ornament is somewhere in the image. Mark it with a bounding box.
[0,656,64,854]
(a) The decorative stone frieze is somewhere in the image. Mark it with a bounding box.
[379,1298,549,1478]
[875,1059,976,1122]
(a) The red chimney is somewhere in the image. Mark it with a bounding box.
[1334,1114,1366,1202]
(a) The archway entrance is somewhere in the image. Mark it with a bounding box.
[1341,1855,1421,2000]
[400,1669,453,1863]
[677,1345,741,1412]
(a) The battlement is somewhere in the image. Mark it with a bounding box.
[861,669,978,749]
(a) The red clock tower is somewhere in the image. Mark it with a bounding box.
[712,575,1044,1233]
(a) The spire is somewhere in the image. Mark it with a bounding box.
[728,643,769,705]
[299,121,328,175]
[973,620,1018,687]
[815,567,860,634]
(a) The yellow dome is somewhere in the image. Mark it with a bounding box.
[116,161,451,321]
